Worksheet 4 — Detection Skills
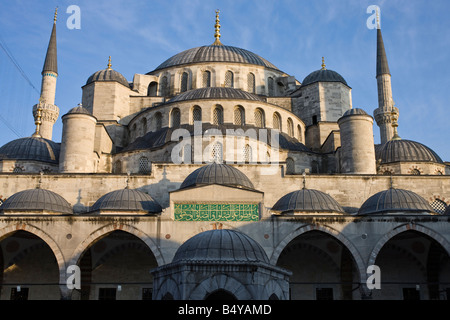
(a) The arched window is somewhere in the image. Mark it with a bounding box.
[171,108,181,128]
[297,124,302,141]
[211,142,223,163]
[243,144,252,163]
[141,117,147,135]
[147,82,157,96]
[154,112,162,131]
[160,76,168,96]
[225,71,234,88]
[268,77,274,96]
[138,156,151,174]
[286,157,294,174]
[192,106,202,123]
[287,118,294,137]
[234,106,245,125]
[247,73,255,93]
[213,105,224,125]
[430,199,447,214]
[180,72,188,92]
[273,112,281,130]
[410,168,421,175]
[254,108,265,128]
[13,166,23,173]
[202,70,211,88]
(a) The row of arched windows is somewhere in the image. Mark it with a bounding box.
[147,72,261,96]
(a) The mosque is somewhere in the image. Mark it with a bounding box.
[0,9,449,300]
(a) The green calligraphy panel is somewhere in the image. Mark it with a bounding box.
[174,203,259,221]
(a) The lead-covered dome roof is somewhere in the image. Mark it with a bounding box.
[85,67,129,88]
[179,162,255,190]
[168,87,264,103]
[0,188,72,214]
[301,68,348,87]
[375,139,443,164]
[90,188,162,214]
[149,45,280,73]
[358,188,434,215]
[172,229,269,264]
[271,188,345,214]
[0,137,60,164]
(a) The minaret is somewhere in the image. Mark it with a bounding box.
[373,11,397,144]
[32,8,60,140]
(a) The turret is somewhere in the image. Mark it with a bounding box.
[33,8,60,140]
[338,108,376,174]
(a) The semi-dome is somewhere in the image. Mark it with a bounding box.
[358,188,434,215]
[301,68,348,87]
[168,87,264,103]
[149,45,280,73]
[271,188,345,214]
[90,188,162,214]
[0,137,60,164]
[0,188,72,214]
[65,105,93,116]
[179,162,255,190]
[375,139,443,164]
[172,229,269,264]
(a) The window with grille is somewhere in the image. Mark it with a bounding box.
[225,71,234,88]
[211,142,223,163]
[202,71,211,88]
[10,287,29,300]
[155,112,162,131]
[273,113,281,130]
[254,109,264,127]
[138,157,150,174]
[410,169,421,175]
[286,158,294,174]
[247,73,255,93]
[213,106,223,125]
[287,118,293,137]
[430,199,447,214]
[234,107,244,125]
[171,108,181,128]
[160,76,168,96]
[13,166,23,173]
[180,72,188,92]
[192,106,202,123]
[99,288,117,300]
[268,77,274,96]
[243,144,252,163]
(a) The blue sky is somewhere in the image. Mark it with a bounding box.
[0,0,449,161]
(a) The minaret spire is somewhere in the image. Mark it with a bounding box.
[212,9,223,46]
[373,8,396,144]
[33,8,60,140]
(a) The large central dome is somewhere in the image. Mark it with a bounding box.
[149,45,280,73]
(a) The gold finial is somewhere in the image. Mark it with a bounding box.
[54,7,58,23]
[32,99,44,138]
[321,57,326,70]
[390,108,401,140]
[107,56,112,69]
[212,9,223,46]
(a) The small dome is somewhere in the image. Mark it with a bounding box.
[375,139,443,164]
[0,137,60,164]
[301,69,348,87]
[65,105,93,116]
[90,188,162,214]
[342,108,368,117]
[168,87,264,103]
[172,229,269,264]
[179,163,255,190]
[358,188,434,215]
[85,68,129,88]
[151,45,279,72]
[271,188,345,214]
[0,188,72,214]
